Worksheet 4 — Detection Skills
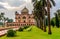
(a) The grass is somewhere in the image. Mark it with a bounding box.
[0,26,60,39]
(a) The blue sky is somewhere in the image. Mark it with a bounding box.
[51,0,60,18]
[0,0,60,21]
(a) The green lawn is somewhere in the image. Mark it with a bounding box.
[0,26,60,39]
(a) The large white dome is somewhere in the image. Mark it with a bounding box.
[21,7,29,13]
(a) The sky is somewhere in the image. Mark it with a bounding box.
[0,0,60,21]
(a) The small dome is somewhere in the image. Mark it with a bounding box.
[15,11,19,15]
[21,7,29,13]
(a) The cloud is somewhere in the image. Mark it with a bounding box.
[26,2,33,13]
[1,0,60,19]
[0,0,32,10]
[0,0,6,2]
[0,0,26,7]
[0,4,6,9]
[24,0,32,3]
[0,2,15,10]
[50,0,60,18]
[7,0,26,7]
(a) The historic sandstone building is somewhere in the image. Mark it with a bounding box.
[6,7,36,26]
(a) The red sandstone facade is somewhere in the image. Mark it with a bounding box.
[6,7,36,27]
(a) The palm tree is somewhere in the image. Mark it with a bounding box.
[47,0,55,34]
[33,10,40,28]
[1,12,4,22]
[33,0,47,30]
[32,0,55,34]
[3,17,9,26]
[0,12,5,26]
[0,12,9,27]
[0,14,3,26]
[54,10,60,28]
[41,0,47,32]
[54,13,59,28]
[1,12,4,17]
[0,14,2,22]
[33,0,45,30]
[57,9,60,26]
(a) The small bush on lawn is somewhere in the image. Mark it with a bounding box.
[7,29,16,37]
[18,27,24,32]
[24,26,30,29]
[28,28,32,31]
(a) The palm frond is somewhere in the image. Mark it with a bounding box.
[50,0,56,6]
[32,0,35,2]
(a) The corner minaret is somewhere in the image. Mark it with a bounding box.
[15,11,19,22]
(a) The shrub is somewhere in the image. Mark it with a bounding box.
[7,29,16,37]
[24,26,30,29]
[18,27,24,32]
[28,28,32,32]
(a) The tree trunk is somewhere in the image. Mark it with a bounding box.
[38,19,41,28]
[4,20,5,27]
[39,19,41,29]
[47,0,52,34]
[37,19,40,28]
[43,19,46,32]
[40,18,42,29]
[43,7,46,32]
[36,19,39,27]
[42,3,46,32]
[40,17,43,30]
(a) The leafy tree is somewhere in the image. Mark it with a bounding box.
[51,20,55,27]
[56,9,60,27]
[7,19,13,23]
[0,22,3,26]
[55,13,59,28]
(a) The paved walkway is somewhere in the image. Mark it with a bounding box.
[0,26,19,37]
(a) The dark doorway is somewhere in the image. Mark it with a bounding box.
[24,20,26,23]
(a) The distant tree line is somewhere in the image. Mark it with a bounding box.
[50,9,60,28]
